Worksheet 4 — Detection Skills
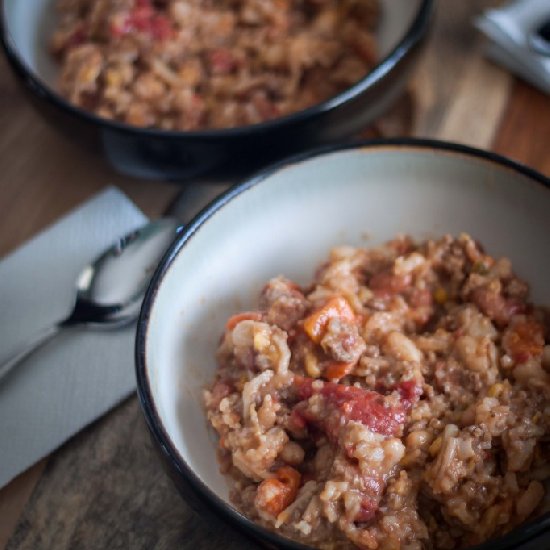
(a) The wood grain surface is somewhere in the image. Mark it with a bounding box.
[1,1,549,549]
[5,399,254,550]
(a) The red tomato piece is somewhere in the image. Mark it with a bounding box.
[293,376,410,437]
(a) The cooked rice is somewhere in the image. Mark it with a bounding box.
[204,234,550,549]
[50,0,379,130]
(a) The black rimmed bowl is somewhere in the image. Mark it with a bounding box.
[0,0,433,181]
[135,139,550,549]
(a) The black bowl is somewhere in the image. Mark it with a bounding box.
[0,0,433,181]
[135,138,550,548]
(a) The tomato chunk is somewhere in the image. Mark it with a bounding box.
[208,48,238,75]
[293,376,417,437]
[111,0,173,40]
[355,496,378,523]
[396,379,423,408]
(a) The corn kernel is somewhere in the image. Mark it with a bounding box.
[488,383,504,398]
[472,261,490,275]
[254,330,270,351]
[305,350,321,378]
[434,287,447,304]
[105,69,121,88]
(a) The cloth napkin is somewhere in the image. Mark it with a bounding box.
[475,0,550,94]
[0,187,148,488]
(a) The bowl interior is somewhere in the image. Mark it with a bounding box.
[4,0,422,92]
[144,145,550,506]
[3,0,58,85]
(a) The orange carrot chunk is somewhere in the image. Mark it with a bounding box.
[324,361,356,382]
[503,319,544,363]
[255,466,302,517]
[303,296,355,343]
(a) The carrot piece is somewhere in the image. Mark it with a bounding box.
[324,361,355,382]
[503,319,544,363]
[225,311,263,330]
[303,296,355,343]
[276,466,301,492]
[255,466,302,517]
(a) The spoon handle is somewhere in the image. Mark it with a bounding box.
[0,324,61,382]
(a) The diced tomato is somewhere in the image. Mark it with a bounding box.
[225,311,263,330]
[111,0,173,40]
[134,5,154,25]
[208,48,238,75]
[355,497,378,523]
[149,15,173,40]
[294,375,314,400]
[320,381,372,404]
[66,26,87,49]
[288,409,307,431]
[303,296,356,344]
[293,376,408,437]
[110,22,123,38]
[330,389,406,436]
[396,380,423,409]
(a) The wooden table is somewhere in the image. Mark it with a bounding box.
[1,3,549,548]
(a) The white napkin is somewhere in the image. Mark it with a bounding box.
[475,0,550,94]
[0,187,148,488]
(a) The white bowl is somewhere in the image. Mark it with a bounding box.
[136,139,550,548]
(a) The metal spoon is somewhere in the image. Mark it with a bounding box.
[529,18,550,56]
[0,218,180,382]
